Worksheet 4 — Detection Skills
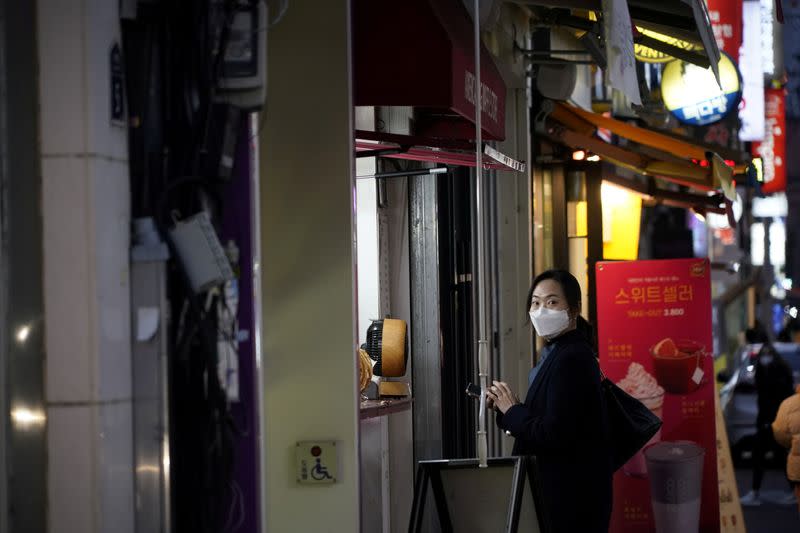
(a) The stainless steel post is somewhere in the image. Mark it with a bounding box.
[473,0,489,468]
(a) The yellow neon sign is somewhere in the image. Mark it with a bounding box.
[634,28,698,64]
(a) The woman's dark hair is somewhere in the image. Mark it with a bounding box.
[527,269,597,352]
[757,342,779,360]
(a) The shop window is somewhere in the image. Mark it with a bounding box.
[600,180,642,261]
[567,171,588,319]
[533,167,554,275]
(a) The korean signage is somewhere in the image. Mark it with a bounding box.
[661,52,741,126]
[759,0,775,77]
[110,43,125,126]
[597,258,719,533]
[753,88,787,194]
[706,0,742,63]
[738,0,765,141]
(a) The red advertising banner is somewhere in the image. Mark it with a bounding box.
[753,88,787,194]
[707,0,742,64]
[596,258,719,533]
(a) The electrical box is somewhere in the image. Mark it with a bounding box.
[168,211,234,293]
[296,441,338,485]
[214,0,267,111]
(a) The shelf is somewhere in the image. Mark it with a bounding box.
[360,397,413,420]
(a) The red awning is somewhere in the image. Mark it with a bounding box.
[353,0,507,141]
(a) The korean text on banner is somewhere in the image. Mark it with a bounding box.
[596,258,719,533]
[602,0,641,106]
[753,88,787,194]
[706,0,742,64]
[739,0,765,141]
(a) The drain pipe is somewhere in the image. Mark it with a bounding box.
[473,0,489,469]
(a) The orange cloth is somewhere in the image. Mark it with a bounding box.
[772,385,800,481]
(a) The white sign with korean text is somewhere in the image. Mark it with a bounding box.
[738,0,765,141]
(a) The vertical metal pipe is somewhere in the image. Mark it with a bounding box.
[473,0,489,468]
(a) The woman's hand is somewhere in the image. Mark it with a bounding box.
[486,393,496,411]
[486,381,520,414]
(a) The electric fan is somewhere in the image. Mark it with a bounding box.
[365,318,410,397]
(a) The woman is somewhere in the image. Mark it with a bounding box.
[741,343,795,506]
[772,384,800,515]
[487,269,612,533]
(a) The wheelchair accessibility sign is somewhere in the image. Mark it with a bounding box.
[296,441,338,485]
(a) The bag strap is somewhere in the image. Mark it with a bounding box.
[595,357,608,382]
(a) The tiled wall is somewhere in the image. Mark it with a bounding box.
[37,1,133,531]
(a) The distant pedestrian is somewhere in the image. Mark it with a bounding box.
[745,320,769,345]
[772,384,800,515]
[777,317,800,343]
[740,343,795,506]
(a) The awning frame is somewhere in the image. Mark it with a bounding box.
[544,101,746,193]
[544,121,716,190]
[355,130,526,173]
[601,171,726,214]
[529,2,720,73]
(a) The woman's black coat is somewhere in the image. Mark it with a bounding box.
[496,329,613,533]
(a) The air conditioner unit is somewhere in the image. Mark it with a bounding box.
[536,63,578,101]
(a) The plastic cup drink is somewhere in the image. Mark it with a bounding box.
[644,441,705,533]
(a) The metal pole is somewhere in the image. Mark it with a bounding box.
[473,0,489,468]
[355,167,448,180]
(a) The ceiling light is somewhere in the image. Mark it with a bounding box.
[11,407,46,429]
[15,325,31,344]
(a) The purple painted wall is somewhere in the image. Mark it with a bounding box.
[221,119,260,533]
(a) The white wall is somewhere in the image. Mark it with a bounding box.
[495,88,533,456]
[356,176,380,343]
[37,0,134,531]
[259,0,360,531]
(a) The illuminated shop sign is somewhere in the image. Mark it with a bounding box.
[753,88,787,193]
[706,0,742,63]
[633,28,697,63]
[761,0,774,76]
[739,0,765,141]
[660,52,741,126]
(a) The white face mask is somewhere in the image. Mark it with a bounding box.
[529,307,571,339]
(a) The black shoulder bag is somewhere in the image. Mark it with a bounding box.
[599,367,663,472]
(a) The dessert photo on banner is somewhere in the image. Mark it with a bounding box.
[596,258,718,533]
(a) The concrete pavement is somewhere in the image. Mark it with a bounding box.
[736,466,800,532]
